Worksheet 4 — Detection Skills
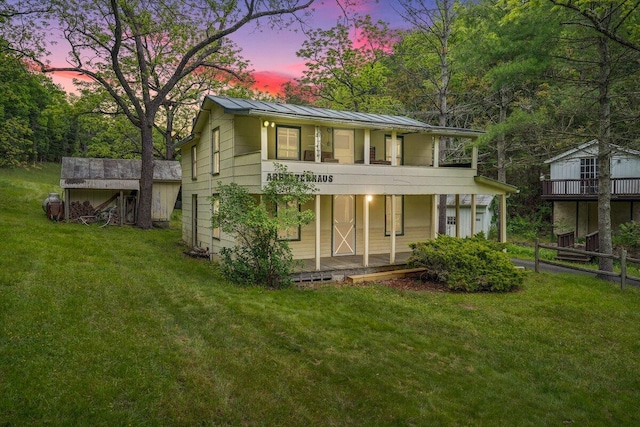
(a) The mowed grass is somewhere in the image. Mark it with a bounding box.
[2,164,640,426]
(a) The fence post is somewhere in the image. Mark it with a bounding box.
[620,249,627,290]
[535,239,540,273]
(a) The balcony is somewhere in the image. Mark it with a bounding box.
[541,178,640,200]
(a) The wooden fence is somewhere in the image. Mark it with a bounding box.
[534,239,640,290]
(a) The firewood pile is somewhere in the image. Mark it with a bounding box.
[69,200,120,225]
[69,201,96,219]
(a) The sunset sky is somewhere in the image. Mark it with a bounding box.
[50,0,408,95]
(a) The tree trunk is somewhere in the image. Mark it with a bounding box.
[437,2,451,235]
[597,35,614,276]
[496,86,508,184]
[137,121,155,229]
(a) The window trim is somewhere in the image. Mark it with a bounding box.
[275,125,301,161]
[385,195,404,236]
[191,145,197,180]
[211,127,220,176]
[212,195,220,240]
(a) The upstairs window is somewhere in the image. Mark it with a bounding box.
[580,158,598,194]
[191,145,197,180]
[580,158,598,179]
[276,126,301,160]
[212,127,220,175]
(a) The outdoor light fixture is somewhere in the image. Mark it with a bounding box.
[366,195,373,202]
[263,120,276,127]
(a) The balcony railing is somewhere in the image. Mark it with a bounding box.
[542,178,640,198]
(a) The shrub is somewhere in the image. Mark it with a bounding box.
[613,221,640,251]
[212,163,316,289]
[407,235,524,292]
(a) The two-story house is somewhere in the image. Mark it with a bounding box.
[541,139,640,238]
[177,96,517,271]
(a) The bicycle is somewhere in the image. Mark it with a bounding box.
[79,206,117,227]
[96,206,117,227]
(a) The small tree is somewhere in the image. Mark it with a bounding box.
[212,163,316,288]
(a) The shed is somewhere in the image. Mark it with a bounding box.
[60,157,181,227]
[445,194,494,238]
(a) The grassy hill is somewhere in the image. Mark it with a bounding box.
[2,164,640,425]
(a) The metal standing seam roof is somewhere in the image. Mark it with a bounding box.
[206,95,432,130]
[60,157,182,182]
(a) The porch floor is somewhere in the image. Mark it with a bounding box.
[293,252,413,282]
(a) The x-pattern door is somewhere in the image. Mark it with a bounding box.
[333,195,355,256]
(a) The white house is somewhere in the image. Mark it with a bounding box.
[177,96,517,271]
[541,140,640,237]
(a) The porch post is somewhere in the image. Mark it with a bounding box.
[472,144,478,170]
[433,136,440,168]
[315,194,321,271]
[364,129,371,165]
[431,194,438,239]
[260,125,268,161]
[390,195,396,264]
[499,193,507,242]
[455,194,461,238]
[119,190,124,226]
[363,195,370,267]
[470,194,477,236]
[64,188,70,221]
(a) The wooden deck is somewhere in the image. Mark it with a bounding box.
[292,252,413,282]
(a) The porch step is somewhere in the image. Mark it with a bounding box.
[556,250,592,263]
[347,268,428,284]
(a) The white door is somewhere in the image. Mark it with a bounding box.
[333,129,354,164]
[333,195,355,256]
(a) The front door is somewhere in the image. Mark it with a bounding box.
[333,195,355,256]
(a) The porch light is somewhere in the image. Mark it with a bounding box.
[263,120,275,127]
[366,195,373,202]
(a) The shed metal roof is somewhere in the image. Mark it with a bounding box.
[60,157,181,184]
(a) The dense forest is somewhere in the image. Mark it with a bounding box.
[1,0,639,239]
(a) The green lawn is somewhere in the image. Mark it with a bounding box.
[2,164,640,426]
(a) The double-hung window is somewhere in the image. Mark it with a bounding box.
[385,196,404,236]
[211,127,220,175]
[191,145,197,180]
[276,126,301,160]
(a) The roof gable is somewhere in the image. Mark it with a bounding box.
[545,140,640,164]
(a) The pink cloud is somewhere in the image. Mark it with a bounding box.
[251,70,295,95]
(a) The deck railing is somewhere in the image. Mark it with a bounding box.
[542,178,640,197]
